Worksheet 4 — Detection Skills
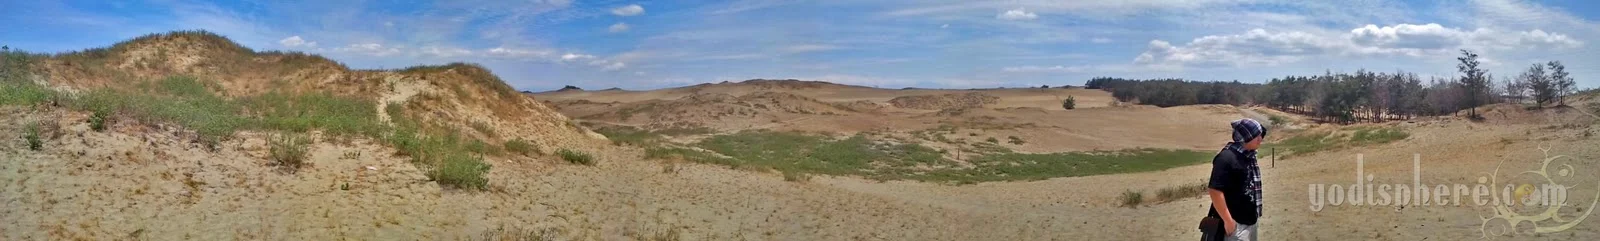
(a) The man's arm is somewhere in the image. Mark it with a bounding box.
[1208,188,1236,234]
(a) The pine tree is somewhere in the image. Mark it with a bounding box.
[1456,49,1489,119]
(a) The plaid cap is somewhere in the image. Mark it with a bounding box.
[1230,118,1267,143]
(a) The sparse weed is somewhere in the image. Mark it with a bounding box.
[431,152,491,189]
[477,225,557,241]
[23,121,42,150]
[558,149,595,166]
[782,171,811,182]
[88,108,110,131]
[1119,190,1144,208]
[503,138,539,156]
[269,133,311,171]
[1154,182,1208,204]
[470,121,496,137]
[1007,136,1025,145]
[341,150,361,160]
[985,137,999,143]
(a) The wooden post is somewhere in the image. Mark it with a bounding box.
[1271,147,1276,168]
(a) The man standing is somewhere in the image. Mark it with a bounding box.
[1207,119,1265,241]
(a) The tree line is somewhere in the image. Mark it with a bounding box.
[1083,50,1579,123]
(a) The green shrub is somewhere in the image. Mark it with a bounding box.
[0,82,56,107]
[1062,95,1076,110]
[558,149,595,166]
[1119,190,1144,208]
[503,138,539,157]
[985,137,999,143]
[269,134,311,171]
[464,139,503,156]
[88,108,110,131]
[23,122,42,151]
[1267,114,1289,126]
[431,152,491,190]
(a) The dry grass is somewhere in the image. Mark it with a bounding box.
[269,133,311,171]
[1118,190,1144,208]
[558,149,595,166]
[1153,182,1208,204]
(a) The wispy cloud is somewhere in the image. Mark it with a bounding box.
[997,8,1038,20]
[611,4,645,16]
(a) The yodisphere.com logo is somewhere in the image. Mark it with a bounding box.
[1304,147,1598,238]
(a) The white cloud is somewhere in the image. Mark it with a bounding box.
[1134,23,1584,68]
[1002,65,1089,73]
[484,47,553,60]
[278,36,317,48]
[1001,64,1151,73]
[611,4,645,16]
[940,24,950,29]
[609,22,631,33]
[996,8,1038,20]
[1091,37,1112,43]
[600,61,627,71]
[419,46,473,58]
[560,53,597,62]
[335,43,402,57]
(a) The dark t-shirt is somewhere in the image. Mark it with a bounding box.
[1207,149,1260,225]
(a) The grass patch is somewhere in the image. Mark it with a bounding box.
[1154,182,1208,204]
[1268,126,1409,157]
[914,148,1212,183]
[0,81,56,107]
[593,126,663,146]
[683,131,1212,183]
[432,152,491,189]
[503,138,539,157]
[268,133,311,171]
[1351,127,1409,145]
[694,131,950,177]
[1266,113,1289,126]
[469,121,496,137]
[88,108,110,131]
[23,121,42,151]
[1119,190,1144,208]
[558,149,595,166]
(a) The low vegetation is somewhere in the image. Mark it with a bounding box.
[558,149,595,166]
[1118,190,1144,208]
[88,108,110,131]
[920,148,1212,183]
[269,133,311,171]
[503,138,539,156]
[662,130,1210,184]
[590,125,714,146]
[23,121,43,151]
[1061,95,1076,110]
[0,65,496,189]
[1154,182,1208,204]
[1268,126,1409,157]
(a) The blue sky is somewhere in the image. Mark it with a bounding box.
[2,0,1597,91]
